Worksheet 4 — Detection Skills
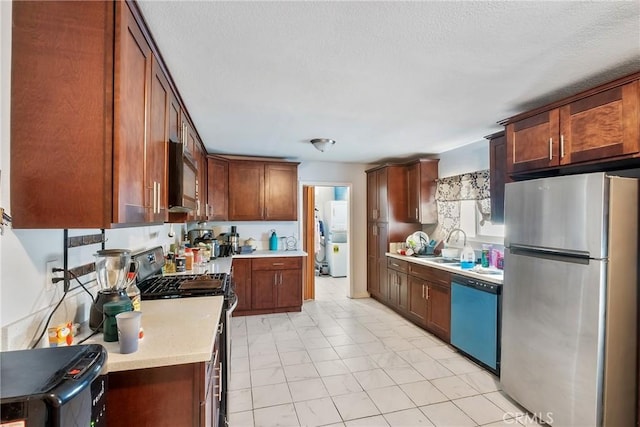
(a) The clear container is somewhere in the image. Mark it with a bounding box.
[460,245,475,269]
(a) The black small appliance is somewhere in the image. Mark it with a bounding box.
[0,344,108,426]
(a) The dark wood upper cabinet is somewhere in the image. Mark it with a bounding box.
[487,131,507,224]
[207,157,229,221]
[406,159,438,224]
[504,72,640,175]
[228,161,265,221]
[264,163,298,221]
[227,160,298,221]
[148,55,171,223]
[10,1,202,228]
[559,81,639,165]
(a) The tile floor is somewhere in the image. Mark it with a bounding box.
[228,276,540,427]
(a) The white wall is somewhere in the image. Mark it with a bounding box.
[437,139,489,177]
[299,162,369,298]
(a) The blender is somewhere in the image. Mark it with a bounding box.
[89,249,136,331]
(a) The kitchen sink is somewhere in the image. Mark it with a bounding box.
[429,258,460,265]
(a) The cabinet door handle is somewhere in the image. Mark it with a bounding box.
[560,134,565,158]
[426,286,430,300]
[273,273,277,286]
[415,208,419,220]
[549,138,553,160]
[372,225,377,236]
[157,182,161,214]
[422,284,425,299]
[215,362,223,401]
[280,271,283,285]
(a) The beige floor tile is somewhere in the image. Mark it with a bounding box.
[253,403,299,427]
[383,407,435,426]
[229,388,253,413]
[453,395,508,425]
[252,383,292,409]
[321,373,364,396]
[431,376,481,400]
[294,397,342,427]
[344,415,390,426]
[352,368,395,390]
[419,401,476,427]
[288,378,329,402]
[459,370,501,393]
[229,410,254,427]
[383,365,426,384]
[400,380,449,406]
[332,391,381,421]
[366,385,415,413]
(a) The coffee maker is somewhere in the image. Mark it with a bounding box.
[89,249,136,331]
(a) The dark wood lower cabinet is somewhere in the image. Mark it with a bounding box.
[387,258,409,314]
[377,257,452,343]
[107,332,221,426]
[233,257,303,316]
[426,281,451,342]
[408,276,428,325]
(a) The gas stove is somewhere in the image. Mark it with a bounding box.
[132,246,231,300]
[138,272,229,300]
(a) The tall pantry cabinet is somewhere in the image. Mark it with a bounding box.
[366,165,421,303]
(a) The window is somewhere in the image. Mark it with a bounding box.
[460,200,505,240]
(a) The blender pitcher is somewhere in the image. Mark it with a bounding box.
[89,249,135,331]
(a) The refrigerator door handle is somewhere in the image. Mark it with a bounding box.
[509,244,592,261]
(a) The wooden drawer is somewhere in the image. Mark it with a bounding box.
[387,257,408,273]
[251,257,302,271]
[408,263,451,287]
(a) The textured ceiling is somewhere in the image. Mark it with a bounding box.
[137,1,640,164]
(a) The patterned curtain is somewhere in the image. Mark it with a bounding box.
[435,170,491,238]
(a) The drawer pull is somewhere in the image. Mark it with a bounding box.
[272,262,285,266]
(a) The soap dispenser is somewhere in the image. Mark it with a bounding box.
[460,244,475,269]
[269,229,278,251]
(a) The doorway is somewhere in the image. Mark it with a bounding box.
[302,184,351,301]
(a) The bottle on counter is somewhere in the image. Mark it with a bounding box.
[163,252,176,274]
[481,244,491,268]
[269,229,278,251]
[127,280,141,312]
[460,244,475,269]
[126,279,144,339]
[184,247,194,270]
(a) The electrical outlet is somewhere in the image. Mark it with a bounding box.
[45,259,62,291]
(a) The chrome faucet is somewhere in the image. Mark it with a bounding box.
[445,228,467,246]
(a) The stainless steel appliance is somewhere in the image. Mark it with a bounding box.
[450,274,501,375]
[167,140,197,213]
[502,172,638,426]
[132,246,236,427]
[1,344,108,426]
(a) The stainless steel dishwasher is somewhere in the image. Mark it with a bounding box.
[450,274,502,375]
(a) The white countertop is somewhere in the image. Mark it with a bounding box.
[233,250,307,258]
[386,252,504,285]
[83,296,224,372]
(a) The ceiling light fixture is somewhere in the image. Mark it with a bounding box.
[310,138,336,152]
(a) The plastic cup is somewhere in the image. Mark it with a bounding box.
[115,311,142,354]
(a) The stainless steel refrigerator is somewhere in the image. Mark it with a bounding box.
[501,172,638,426]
